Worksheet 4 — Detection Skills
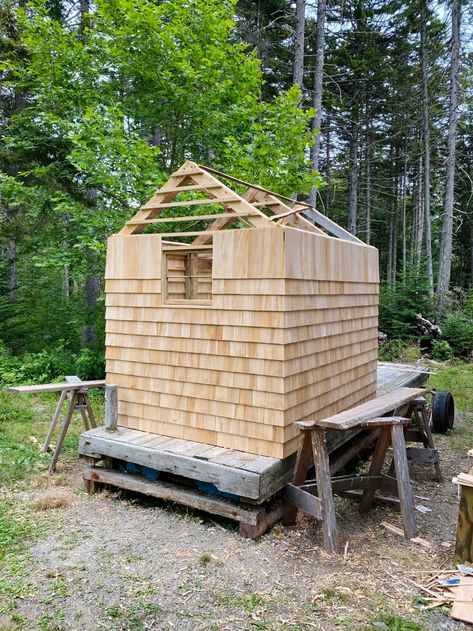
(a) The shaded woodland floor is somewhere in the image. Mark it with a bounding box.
[1,401,472,630]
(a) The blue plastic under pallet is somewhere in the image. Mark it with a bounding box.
[196,481,240,502]
[117,460,240,501]
[118,461,160,481]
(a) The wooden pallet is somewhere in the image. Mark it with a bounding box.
[82,463,283,538]
[79,427,293,503]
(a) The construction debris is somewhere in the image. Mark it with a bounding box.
[416,564,473,623]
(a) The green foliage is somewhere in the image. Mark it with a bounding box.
[0,343,104,386]
[0,0,317,363]
[0,499,42,560]
[431,339,454,362]
[378,340,421,362]
[379,268,434,340]
[221,86,321,195]
[441,311,473,357]
[365,615,426,630]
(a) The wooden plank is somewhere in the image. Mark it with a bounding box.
[451,577,473,623]
[105,384,118,432]
[359,427,391,513]
[143,184,221,194]
[284,483,322,519]
[139,197,243,211]
[299,207,363,243]
[79,427,263,500]
[455,484,473,563]
[128,212,257,224]
[8,380,105,394]
[296,387,427,431]
[83,467,265,526]
[284,431,313,524]
[312,427,338,553]
[136,230,246,239]
[391,424,417,539]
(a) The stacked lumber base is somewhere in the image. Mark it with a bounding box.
[81,461,284,539]
[78,426,295,503]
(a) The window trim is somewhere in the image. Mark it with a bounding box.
[162,246,213,306]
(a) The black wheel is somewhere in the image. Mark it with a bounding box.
[431,390,455,434]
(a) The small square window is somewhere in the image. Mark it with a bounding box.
[163,249,212,303]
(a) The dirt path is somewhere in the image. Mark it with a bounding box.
[1,415,472,631]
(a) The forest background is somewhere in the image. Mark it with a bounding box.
[0,0,472,383]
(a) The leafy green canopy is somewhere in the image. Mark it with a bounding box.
[0,0,318,359]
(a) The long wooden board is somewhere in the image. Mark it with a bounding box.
[296,387,427,431]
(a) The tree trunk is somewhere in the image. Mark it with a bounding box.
[470,222,473,288]
[324,114,331,216]
[83,271,100,348]
[7,239,17,303]
[437,0,461,312]
[308,0,326,206]
[293,0,306,90]
[421,1,434,297]
[347,115,359,236]
[401,152,408,282]
[365,126,372,245]
[416,156,424,267]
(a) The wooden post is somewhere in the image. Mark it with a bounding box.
[284,430,313,524]
[105,384,118,432]
[312,428,338,553]
[391,424,417,539]
[455,482,473,563]
[43,389,67,452]
[359,427,391,513]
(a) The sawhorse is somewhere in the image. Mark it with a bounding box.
[284,387,436,553]
[7,376,105,473]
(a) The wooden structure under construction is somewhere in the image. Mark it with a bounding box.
[79,364,431,538]
[104,161,379,459]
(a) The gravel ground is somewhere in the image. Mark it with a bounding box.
[1,414,472,631]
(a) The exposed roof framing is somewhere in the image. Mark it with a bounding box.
[119,160,363,245]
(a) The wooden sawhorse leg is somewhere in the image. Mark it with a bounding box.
[49,391,78,474]
[284,430,313,525]
[312,427,338,553]
[284,427,337,553]
[359,426,391,513]
[43,389,68,452]
[391,423,417,539]
[413,398,442,482]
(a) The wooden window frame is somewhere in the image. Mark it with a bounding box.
[162,246,213,305]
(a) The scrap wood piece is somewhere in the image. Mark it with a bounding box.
[453,472,473,488]
[451,577,473,623]
[380,522,432,547]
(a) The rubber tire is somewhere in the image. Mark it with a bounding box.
[431,390,455,434]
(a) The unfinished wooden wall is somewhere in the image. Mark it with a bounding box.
[104,227,379,459]
[282,228,379,446]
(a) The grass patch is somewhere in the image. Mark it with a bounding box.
[364,614,426,630]
[0,389,104,486]
[103,601,163,630]
[428,364,473,411]
[0,499,42,561]
[32,496,70,511]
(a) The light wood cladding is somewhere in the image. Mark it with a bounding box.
[106,183,379,458]
[105,234,162,280]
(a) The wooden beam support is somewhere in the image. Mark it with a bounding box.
[140,196,241,211]
[127,212,258,225]
[105,384,118,432]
